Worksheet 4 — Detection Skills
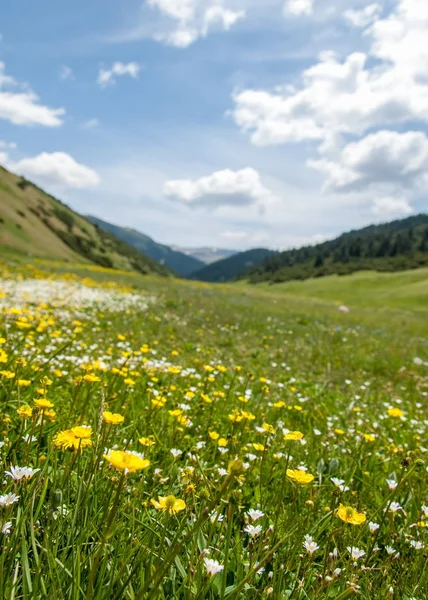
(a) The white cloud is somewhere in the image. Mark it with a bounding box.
[372,196,413,217]
[309,130,428,192]
[147,0,245,47]
[59,65,74,81]
[0,62,65,127]
[221,229,268,244]
[370,0,428,78]
[233,49,428,147]
[344,3,382,28]
[231,0,428,211]
[6,152,100,189]
[0,139,16,150]
[97,62,140,87]
[284,0,313,17]
[163,167,275,209]
[82,118,100,129]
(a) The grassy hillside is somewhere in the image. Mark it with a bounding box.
[0,166,171,276]
[87,215,204,276]
[248,267,428,315]
[247,214,428,283]
[191,248,276,282]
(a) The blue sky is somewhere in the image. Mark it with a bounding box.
[1,0,427,249]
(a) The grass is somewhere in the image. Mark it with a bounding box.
[0,258,427,599]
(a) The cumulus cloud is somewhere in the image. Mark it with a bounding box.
[284,0,313,17]
[97,62,140,87]
[0,62,65,127]
[6,152,100,189]
[344,3,382,28]
[231,0,428,210]
[308,131,428,192]
[372,196,413,217]
[147,0,244,47]
[163,168,275,209]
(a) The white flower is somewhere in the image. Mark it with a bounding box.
[422,505,428,518]
[302,535,319,556]
[204,558,224,576]
[369,521,380,533]
[389,502,403,513]
[385,546,396,555]
[0,493,19,507]
[1,521,12,535]
[386,479,398,491]
[410,540,424,550]
[170,448,182,458]
[347,547,365,560]
[5,466,40,481]
[331,478,350,492]
[22,435,37,443]
[247,509,264,522]
[218,468,228,477]
[244,524,263,537]
[209,511,224,523]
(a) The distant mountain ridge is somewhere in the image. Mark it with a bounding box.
[172,246,238,264]
[245,214,428,284]
[0,165,171,277]
[86,216,204,276]
[190,248,277,282]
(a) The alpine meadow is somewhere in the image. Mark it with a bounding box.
[0,253,427,599]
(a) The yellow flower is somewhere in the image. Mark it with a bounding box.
[71,425,92,439]
[262,423,275,434]
[54,430,93,450]
[44,409,56,422]
[17,405,33,418]
[139,436,155,447]
[0,370,15,379]
[274,401,286,408]
[83,373,101,383]
[252,443,265,452]
[103,411,125,425]
[337,504,366,525]
[218,438,228,447]
[363,433,376,442]
[387,407,404,418]
[103,450,150,473]
[151,495,186,514]
[34,398,54,410]
[17,379,31,387]
[283,431,304,441]
[209,431,220,440]
[335,429,345,435]
[286,469,315,485]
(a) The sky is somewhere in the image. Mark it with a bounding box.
[1,0,428,250]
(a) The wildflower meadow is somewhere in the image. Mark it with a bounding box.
[0,259,427,599]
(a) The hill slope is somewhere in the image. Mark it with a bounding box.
[0,166,171,276]
[246,214,428,283]
[190,248,277,282]
[87,216,203,276]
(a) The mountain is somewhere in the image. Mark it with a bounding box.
[190,248,277,282]
[171,246,238,264]
[86,216,203,277]
[0,165,171,277]
[245,214,428,284]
